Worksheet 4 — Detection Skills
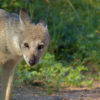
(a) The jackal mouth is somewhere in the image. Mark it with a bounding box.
[29,63,37,66]
[23,55,38,66]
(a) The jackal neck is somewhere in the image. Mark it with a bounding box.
[5,15,23,56]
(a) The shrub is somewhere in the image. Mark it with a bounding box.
[15,53,92,93]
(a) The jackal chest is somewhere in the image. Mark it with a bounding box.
[0,52,11,65]
[0,18,7,52]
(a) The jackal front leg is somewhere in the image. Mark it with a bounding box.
[1,58,20,100]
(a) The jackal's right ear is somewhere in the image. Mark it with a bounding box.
[19,8,31,26]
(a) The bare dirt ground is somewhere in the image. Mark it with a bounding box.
[1,82,100,100]
[11,85,100,100]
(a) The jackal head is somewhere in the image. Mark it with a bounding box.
[19,8,50,66]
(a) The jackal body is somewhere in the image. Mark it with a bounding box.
[0,9,49,100]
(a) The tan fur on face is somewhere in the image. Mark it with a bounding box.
[21,23,49,66]
[24,24,48,40]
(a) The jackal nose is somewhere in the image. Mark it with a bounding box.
[29,59,36,66]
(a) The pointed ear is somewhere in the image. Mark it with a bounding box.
[38,20,48,30]
[19,8,31,25]
[39,20,47,27]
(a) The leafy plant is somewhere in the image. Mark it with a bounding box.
[15,53,92,93]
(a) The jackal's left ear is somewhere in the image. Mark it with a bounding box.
[38,20,48,30]
[39,20,47,26]
[19,8,31,26]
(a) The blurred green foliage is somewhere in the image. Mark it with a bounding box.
[15,53,92,93]
[1,0,100,91]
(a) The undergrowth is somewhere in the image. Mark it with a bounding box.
[15,53,92,93]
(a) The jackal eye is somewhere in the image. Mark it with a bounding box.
[24,43,29,48]
[38,44,44,50]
